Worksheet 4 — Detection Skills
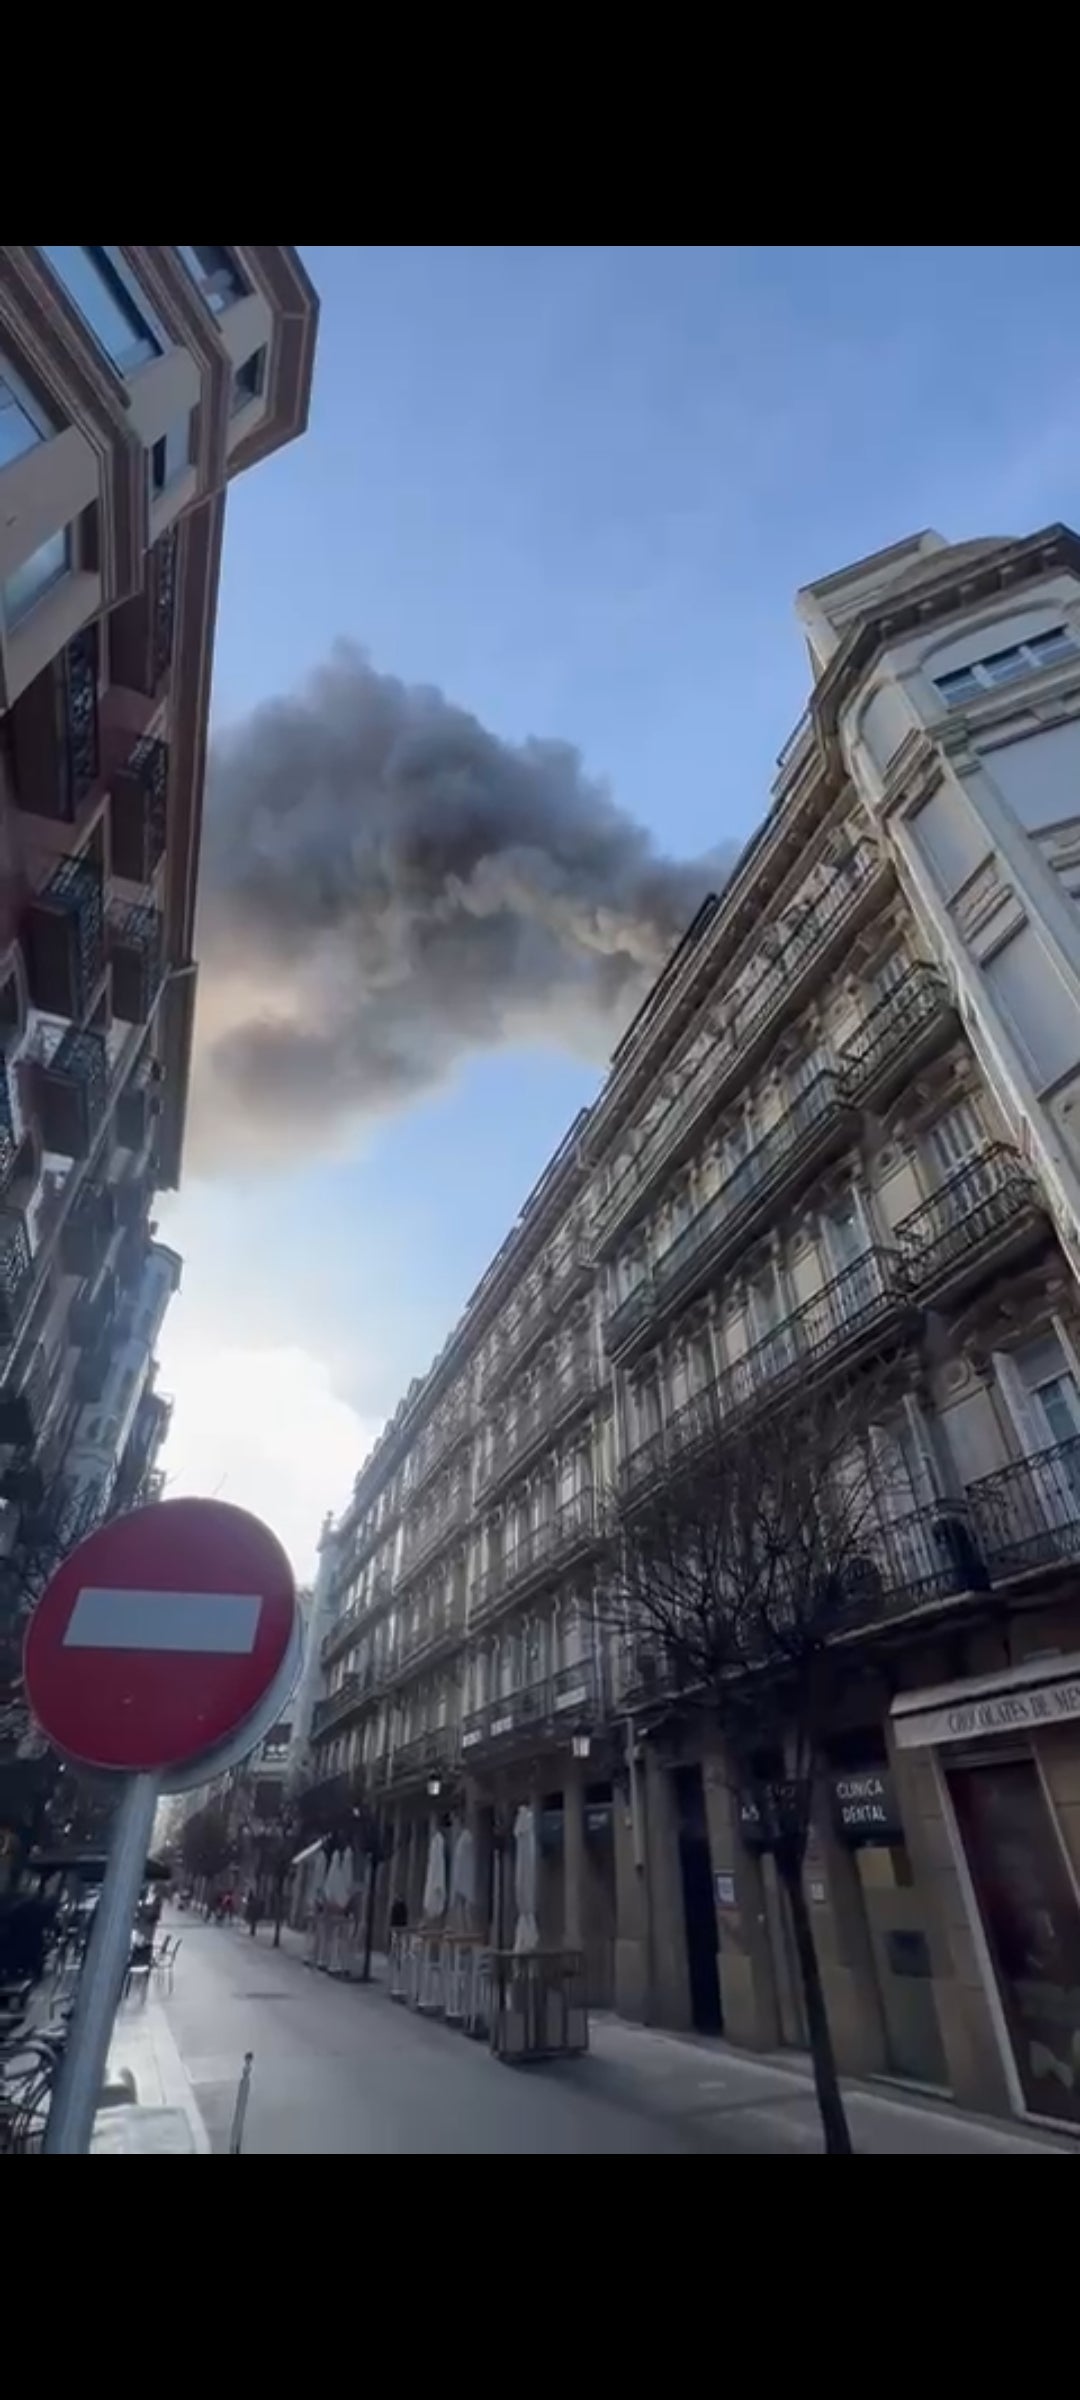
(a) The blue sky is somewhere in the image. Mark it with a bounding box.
[156,243,1080,1572]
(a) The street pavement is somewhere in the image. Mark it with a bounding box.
[151,1919,1074,2157]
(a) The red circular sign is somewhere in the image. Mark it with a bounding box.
[24,1497,297,1774]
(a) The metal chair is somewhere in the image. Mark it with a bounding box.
[153,1935,180,1994]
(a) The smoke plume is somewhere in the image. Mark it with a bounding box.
[192,645,726,1168]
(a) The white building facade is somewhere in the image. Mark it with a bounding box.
[313,523,1080,2134]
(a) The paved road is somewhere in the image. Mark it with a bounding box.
[162,1922,693,2154]
[158,1921,1071,2156]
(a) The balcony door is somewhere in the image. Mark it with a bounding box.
[926,1101,990,1212]
[1000,1336,1080,1541]
[823,1193,876,1321]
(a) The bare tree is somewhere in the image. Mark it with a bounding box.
[180,1802,238,1892]
[598,1371,943,2156]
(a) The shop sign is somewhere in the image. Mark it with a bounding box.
[830,1769,902,1844]
[894,1669,1080,1751]
[715,1872,737,1907]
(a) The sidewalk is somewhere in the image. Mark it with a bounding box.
[97,1983,210,2156]
[577,2017,1075,2156]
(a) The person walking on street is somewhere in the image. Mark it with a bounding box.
[246,1888,261,1939]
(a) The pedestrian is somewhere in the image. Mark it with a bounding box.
[389,1895,408,1931]
[245,1888,260,1939]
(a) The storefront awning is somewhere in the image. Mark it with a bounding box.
[891,1651,1080,1750]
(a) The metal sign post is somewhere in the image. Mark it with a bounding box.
[43,1773,159,2155]
[23,1496,300,2157]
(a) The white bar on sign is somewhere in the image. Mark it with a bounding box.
[64,1588,262,1655]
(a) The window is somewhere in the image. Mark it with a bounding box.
[934,625,1079,706]
[40,247,162,373]
[926,1101,981,1177]
[231,348,267,416]
[3,526,70,627]
[0,356,56,470]
[176,244,248,316]
[150,414,192,498]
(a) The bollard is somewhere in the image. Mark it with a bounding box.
[229,2051,254,2154]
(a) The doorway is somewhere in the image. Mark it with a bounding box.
[673,1765,722,2033]
[949,1756,1080,2127]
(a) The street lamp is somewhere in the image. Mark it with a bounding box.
[427,1775,442,1798]
[571,1734,591,1761]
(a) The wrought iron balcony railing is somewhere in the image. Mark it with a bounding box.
[895,1145,1045,1301]
[410,1391,477,1497]
[397,1484,472,1586]
[25,853,105,1020]
[108,901,163,1024]
[479,1347,598,1498]
[111,736,169,886]
[109,528,178,699]
[0,1343,53,1449]
[840,963,954,1105]
[32,1024,108,1159]
[621,1247,910,1494]
[472,1490,599,1622]
[311,1669,381,1739]
[605,1068,856,1356]
[0,1207,33,1343]
[10,627,99,823]
[385,1727,456,1789]
[967,1438,1080,1580]
[461,1656,599,1759]
[594,841,887,1250]
[482,1240,592,1399]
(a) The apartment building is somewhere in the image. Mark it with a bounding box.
[0,244,317,1563]
[313,520,1080,2136]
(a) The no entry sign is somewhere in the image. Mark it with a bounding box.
[24,1496,297,1775]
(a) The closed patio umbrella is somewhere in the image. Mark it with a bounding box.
[422,1825,448,1922]
[448,1825,476,1932]
[512,1804,539,1953]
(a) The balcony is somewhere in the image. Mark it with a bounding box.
[108,902,163,1024]
[110,737,169,885]
[605,1069,858,1360]
[9,627,99,822]
[968,1439,1080,1582]
[397,1482,472,1588]
[620,1247,912,1497]
[321,1575,394,1667]
[73,1329,114,1406]
[24,855,105,1020]
[0,1208,33,1341]
[386,1601,467,1686]
[31,1025,108,1159]
[479,1347,598,1500]
[483,1241,592,1398]
[472,1491,599,1625]
[896,1146,1046,1309]
[410,1392,477,1497]
[311,1671,379,1740]
[461,1657,600,1761]
[594,840,890,1253]
[60,1178,117,1277]
[620,1507,986,1710]
[385,1728,456,1791]
[108,528,177,699]
[841,963,955,1111]
[0,1052,19,1191]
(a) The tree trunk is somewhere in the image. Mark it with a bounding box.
[359,1856,378,1983]
[777,1854,853,2155]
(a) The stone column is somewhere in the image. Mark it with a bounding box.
[701,1749,781,2050]
[644,1745,692,2029]
[563,1757,587,1952]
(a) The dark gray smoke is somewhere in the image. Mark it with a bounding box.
[192,644,726,1167]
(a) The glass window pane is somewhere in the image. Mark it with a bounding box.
[41,246,159,372]
[3,526,70,626]
[176,244,247,315]
[935,666,983,704]
[230,348,267,416]
[1027,626,1078,665]
[0,363,53,469]
[979,645,1029,686]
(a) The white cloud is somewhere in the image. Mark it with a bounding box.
[155,1323,375,1582]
